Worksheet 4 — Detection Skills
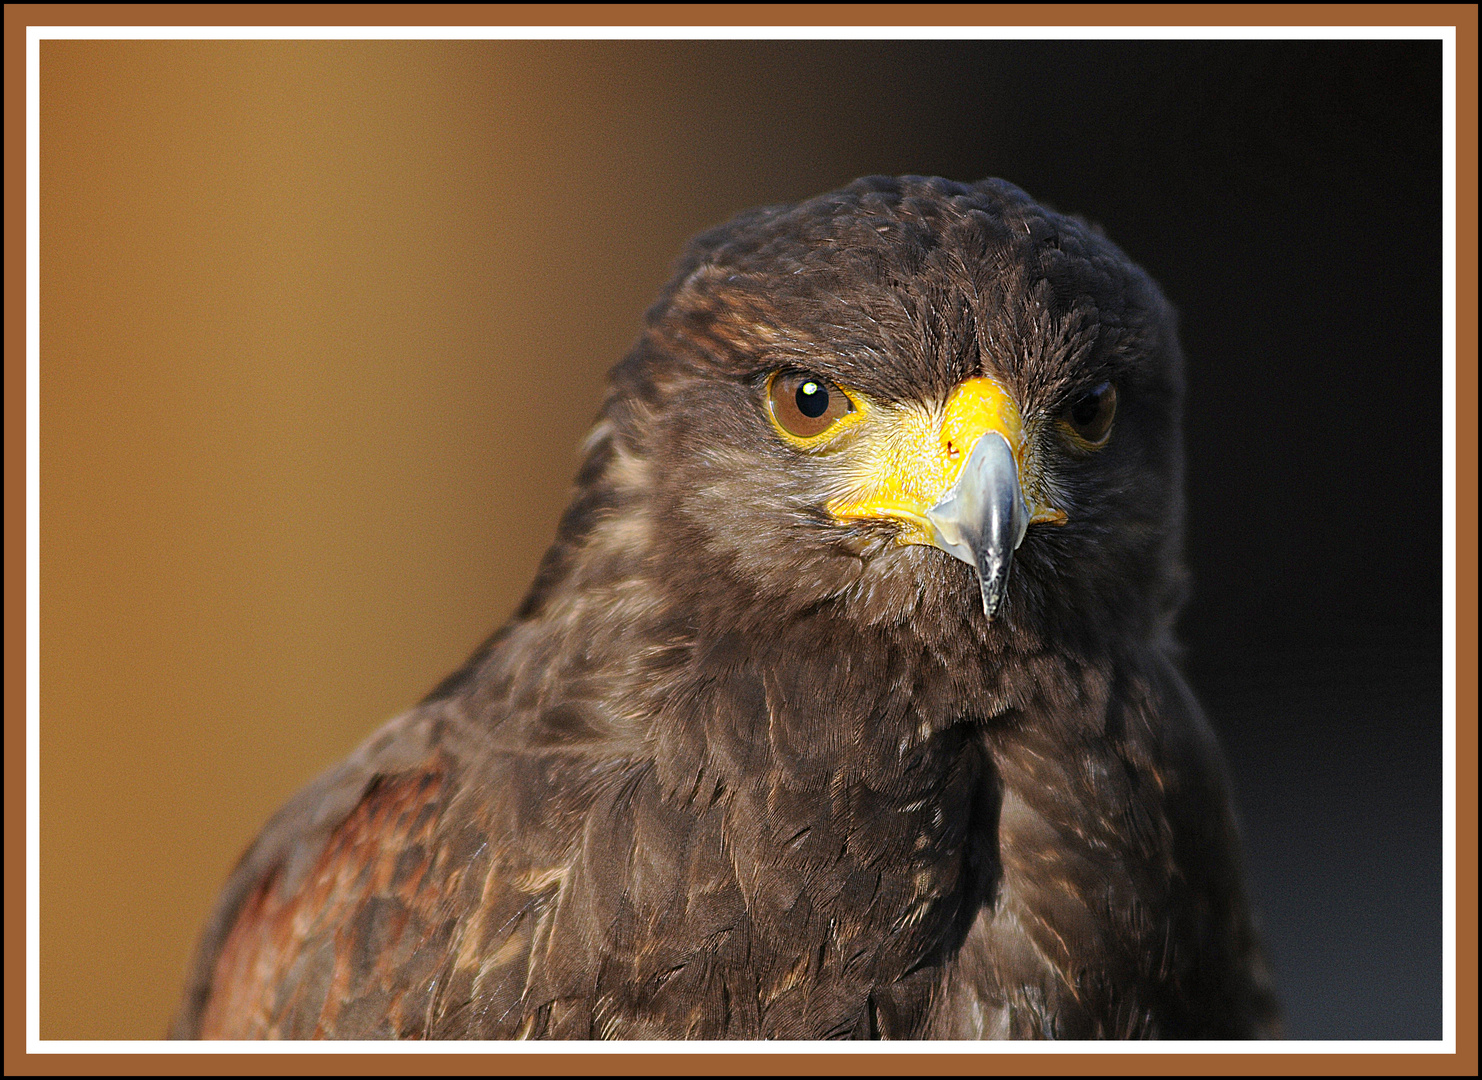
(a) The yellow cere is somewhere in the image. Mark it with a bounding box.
[828,377,1065,543]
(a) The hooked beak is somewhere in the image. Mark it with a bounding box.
[829,377,1064,620]
[922,430,1028,619]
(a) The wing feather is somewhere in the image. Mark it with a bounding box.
[172,705,575,1039]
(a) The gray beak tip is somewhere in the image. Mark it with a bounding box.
[978,560,1010,621]
[923,431,1029,622]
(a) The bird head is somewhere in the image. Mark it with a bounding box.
[577,176,1188,655]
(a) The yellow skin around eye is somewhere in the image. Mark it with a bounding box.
[1058,421,1111,453]
[767,376,1069,545]
[764,372,869,448]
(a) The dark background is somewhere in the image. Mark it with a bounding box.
[878,41,1444,1041]
[42,40,1442,1039]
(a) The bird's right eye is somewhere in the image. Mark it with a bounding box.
[768,371,856,442]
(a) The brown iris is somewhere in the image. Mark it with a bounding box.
[768,371,854,440]
[1062,381,1117,447]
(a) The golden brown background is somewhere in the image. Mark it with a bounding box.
[42,38,982,1042]
[41,39,1443,1040]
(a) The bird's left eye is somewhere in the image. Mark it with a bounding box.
[1060,381,1117,447]
[768,371,855,441]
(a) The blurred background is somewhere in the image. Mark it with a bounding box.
[40,40,1443,1040]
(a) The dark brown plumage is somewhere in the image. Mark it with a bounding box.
[173,176,1279,1040]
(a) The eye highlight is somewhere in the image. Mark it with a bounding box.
[767,371,857,442]
[1060,381,1118,448]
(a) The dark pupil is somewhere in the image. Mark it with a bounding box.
[796,379,829,418]
[1071,388,1103,428]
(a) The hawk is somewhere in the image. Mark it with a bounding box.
[173,176,1279,1039]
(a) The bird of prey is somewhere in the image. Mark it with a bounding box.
[173,176,1278,1040]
